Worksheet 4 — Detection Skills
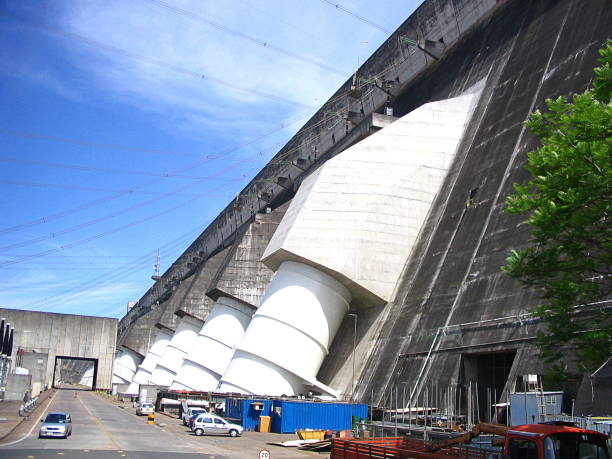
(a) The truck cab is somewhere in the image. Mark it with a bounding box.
[504,423,611,459]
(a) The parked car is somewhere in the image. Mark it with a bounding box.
[39,412,72,438]
[188,412,203,429]
[192,414,243,437]
[182,407,207,426]
[136,402,155,416]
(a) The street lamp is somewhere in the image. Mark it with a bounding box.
[348,313,358,401]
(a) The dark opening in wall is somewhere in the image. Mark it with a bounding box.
[459,350,516,423]
[53,356,98,391]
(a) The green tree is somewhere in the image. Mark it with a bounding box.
[502,40,612,380]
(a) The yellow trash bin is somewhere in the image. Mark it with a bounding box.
[258,415,271,432]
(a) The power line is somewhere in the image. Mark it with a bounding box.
[0,155,207,179]
[1,61,383,257]
[0,127,284,262]
[0,128,210,159]
[318,0,392,35]
[10,224,203,312]
[0,11,317,110]
[233,0,322,43]
[0,174,241,254]
[3,7,412,252]
[0,111,310,236]
[142,0,347,77]
[0,27,409,239]
[0,178,232,197]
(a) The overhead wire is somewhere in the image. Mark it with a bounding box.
[0,110,311,236]
[0,121,309,265]
[1,53,403,260]
[0,173,242,257]
[0,155,210,179]
[1,2,433,318]
[1,7,414,260]
[318,0,392,35]
[0,128,211,159]
[142,0,348,77]
[232,0,322,42]
[0,81,379,256]
[0,128,297,250]
[9,223,204,312]
[1,21,409,234]
[0,11,317,110]
[0,178,232,197]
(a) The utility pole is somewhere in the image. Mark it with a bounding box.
[348,313,358,401]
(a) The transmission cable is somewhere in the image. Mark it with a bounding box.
[318,0,392,34]
[0,179,231,197]
[0,11,316,110]
[0,110,311,236]
[10,224,203,311]
[142,0,347,77]
[0,155,208,179]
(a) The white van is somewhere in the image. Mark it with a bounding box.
[182,407,207,426]
[191,414,244,437]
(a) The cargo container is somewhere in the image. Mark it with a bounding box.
[225,398,368,433]
[271,400,368,434]
[224,398,274,431]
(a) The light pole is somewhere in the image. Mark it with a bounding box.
[348,313,357,401]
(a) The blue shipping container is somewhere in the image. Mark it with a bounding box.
[224,398,274,431]
[270,400,368,433]
[510,392,563,426]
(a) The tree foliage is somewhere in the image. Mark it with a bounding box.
[503,41,612,379]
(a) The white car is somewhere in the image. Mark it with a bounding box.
[182,407,207,426]
[136,402,155,416]
[39,412,72,438]
[192,414,243,437]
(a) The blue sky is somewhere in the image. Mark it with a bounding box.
[0,0,421,319]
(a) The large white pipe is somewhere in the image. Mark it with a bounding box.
[132,330,172,385]
[150,315,203,387]
[112,348,142,385]
[218,261,351,396]
[170,297,254,391]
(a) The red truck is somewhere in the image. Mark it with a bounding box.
[331,422,611,459]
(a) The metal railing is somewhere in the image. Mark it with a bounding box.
[18,396,39,417]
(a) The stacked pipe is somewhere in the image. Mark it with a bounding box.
[112,347,143,385]
[170,297,254,391]
[150,314,204,387]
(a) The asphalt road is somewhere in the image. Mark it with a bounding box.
[0,390,323,459]
[0,390,227,459]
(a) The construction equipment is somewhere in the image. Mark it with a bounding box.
[331,421,612,458]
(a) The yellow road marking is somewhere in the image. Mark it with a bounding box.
[76,394,122,450]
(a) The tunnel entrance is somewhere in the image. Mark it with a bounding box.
[53,356,98,390]
[460,350,516,422]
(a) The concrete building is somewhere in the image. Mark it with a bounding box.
[114,0,611,415]
[0,308,117,390]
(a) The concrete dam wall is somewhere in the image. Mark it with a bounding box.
[114,0,611,407]
[0,308,117,390]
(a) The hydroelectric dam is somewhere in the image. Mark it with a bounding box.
[112,0,611,416]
